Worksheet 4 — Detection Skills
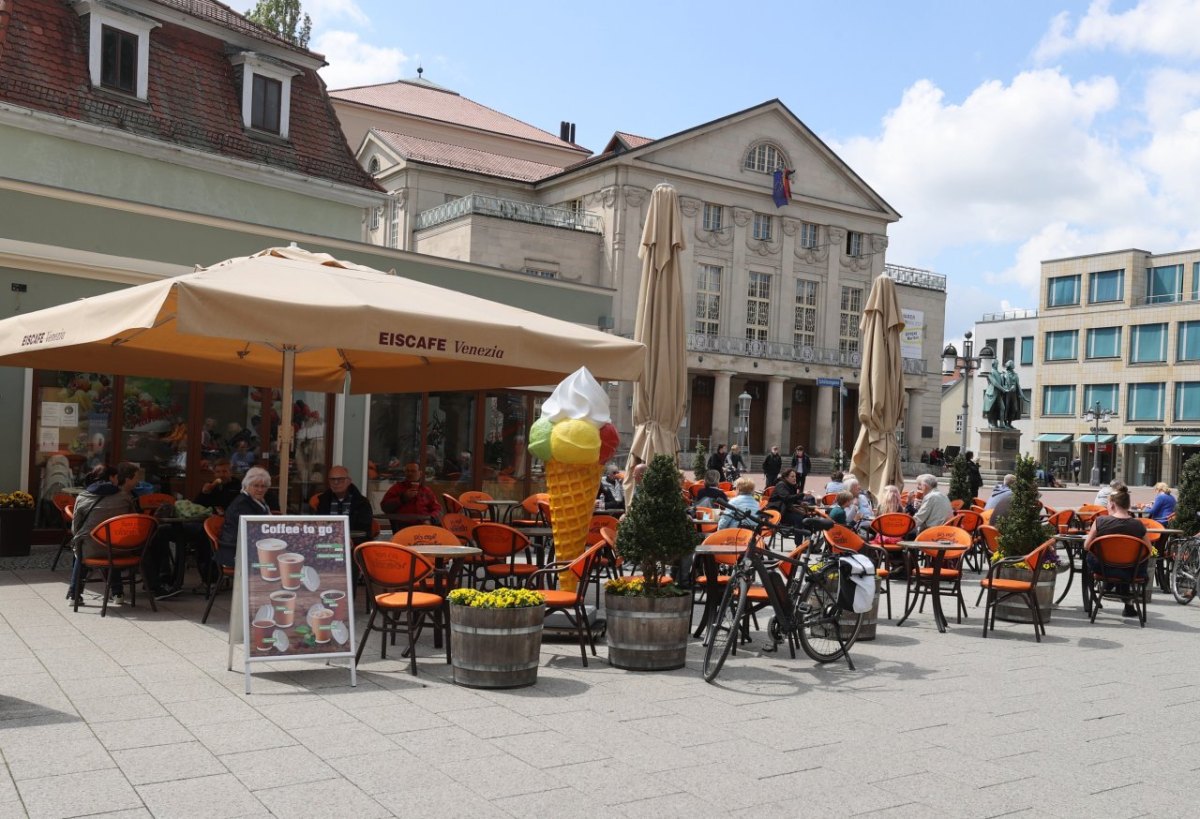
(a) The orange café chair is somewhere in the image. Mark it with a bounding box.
[525,542,607,667]
[905,525,971,625]
[201,515,229,624]
[76,513,159,617]
[1086,534,1152,626]
[980,538,1055,641]
[51,493,75,571]
[473,523,539,589]
[458,490,493,520]
[137,493,176,513]
[353,541,448,674]
[824,523,891,619]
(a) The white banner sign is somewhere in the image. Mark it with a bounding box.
[901,309,925,359]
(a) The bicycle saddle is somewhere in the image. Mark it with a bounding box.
[801,517,834,531]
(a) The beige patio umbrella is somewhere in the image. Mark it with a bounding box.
[850,273,906,499]
[0,245,645,508]
[624,184,687,497]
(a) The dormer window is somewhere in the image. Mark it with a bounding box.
[73,1,160,101]
[230,52,301,139]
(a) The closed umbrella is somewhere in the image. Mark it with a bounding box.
[0,245,645,508]
[850,274,906,499]
[624,184,687,497]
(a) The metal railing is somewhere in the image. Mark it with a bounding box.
[415,194,603,233]
[980,308,1038,322]
[884,263,947,292]
[687,333,926,375]
[1133,292,1198,307]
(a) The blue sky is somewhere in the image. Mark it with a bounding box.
[235,1,1200,341]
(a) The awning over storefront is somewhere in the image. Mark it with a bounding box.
[1077,434,1117,444]
[1034,433,1073,443]
[1119,435,1162,445]
[1167,435,1200,446]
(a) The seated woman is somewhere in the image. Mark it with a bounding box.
[692,470,728,509]
[216,467,277,568]
[717,477,760,529]
[1084,486,1147,618]
[1141,482,1177,524]
[767,468,814,530]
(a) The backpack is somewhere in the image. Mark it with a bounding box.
[837,553,876,614]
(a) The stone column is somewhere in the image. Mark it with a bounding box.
[765,376,785,454]
[712,370,735,448]
[815,384,834,457]
[905,389,922,460]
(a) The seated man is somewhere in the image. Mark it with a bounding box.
[195,459,241,513]
[983,474,1016,523]
[912,474,952,531]
[599,463,626,511]
[316,465,374,542]
[69,462,141,603]
[380,462,442,531]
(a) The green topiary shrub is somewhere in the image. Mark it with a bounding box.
[615,454,700,595]
[948,454,973,506]
[996,454,1053,557]
[1175,452,1200,537]
[692,442,708,480]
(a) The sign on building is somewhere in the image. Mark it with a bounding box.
[901,308,925,359]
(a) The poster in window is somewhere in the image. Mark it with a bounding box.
[901,309,925,359]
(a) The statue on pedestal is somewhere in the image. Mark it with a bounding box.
[983,361,1026,429]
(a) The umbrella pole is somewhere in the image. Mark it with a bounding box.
[278,347,295,512]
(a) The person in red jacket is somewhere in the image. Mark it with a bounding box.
[380,462,441,531]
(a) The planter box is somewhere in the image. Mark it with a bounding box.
[994,565,1055,624]
[0,507,34,558]
[449,604,544,689]
[605,592,691,671]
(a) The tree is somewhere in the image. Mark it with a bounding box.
[947,454,973,505]
[246,0,312,48]
[692,441,708,479]
[996,454,1051,557]
[1175,452,1200,537]
[615,454,700,592]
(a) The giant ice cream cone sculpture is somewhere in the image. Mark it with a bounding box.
[528,367,619,592]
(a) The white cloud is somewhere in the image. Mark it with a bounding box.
[1034,0,1200,61]
[304,0,370,27]
[313,30,407,90]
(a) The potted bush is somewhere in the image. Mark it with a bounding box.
[607,454,700,670]
[0,491,36,558]
[948,454,973,507]
[992,455,1058,622]
[1175,452,1200,538]
[447,587,545,689]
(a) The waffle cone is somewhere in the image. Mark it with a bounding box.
[546,460,603,592]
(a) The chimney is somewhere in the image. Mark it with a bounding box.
[559,121,576,143]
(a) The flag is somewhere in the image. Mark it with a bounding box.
[772,168,793,208]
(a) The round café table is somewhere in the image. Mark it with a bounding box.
[476,498,522,522]
[405,543,481,649]
[897,540,964,633]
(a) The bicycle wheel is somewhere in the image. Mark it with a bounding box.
[1171,537,1199,605]
[797,563,861,663]
[702,575,749,683]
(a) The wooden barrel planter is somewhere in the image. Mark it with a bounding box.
[994,566,1056,624]
[0,507,34,558]
[841,582,881,641]
[605,592,691,671]
[449,603,544,689]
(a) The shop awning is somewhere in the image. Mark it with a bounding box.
[1167,435,1200,446]
[1077,434,1117,444]
[1034,433,1074,443]
[1119,435,1162,446]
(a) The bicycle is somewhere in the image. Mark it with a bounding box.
[700,501,866,683]
[1169,535,1200,605]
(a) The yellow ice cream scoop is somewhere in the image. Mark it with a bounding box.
[550,419,601,464]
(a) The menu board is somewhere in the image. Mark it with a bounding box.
[230,515,357,693]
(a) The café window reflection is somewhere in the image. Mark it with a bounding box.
[425,392,476,497]
[482,392,528,500]
[119,377,190,497]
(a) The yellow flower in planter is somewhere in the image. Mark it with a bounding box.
[447,588,545,609]
[0,491,35,509]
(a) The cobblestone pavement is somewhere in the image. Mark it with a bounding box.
[2,560,1199,818]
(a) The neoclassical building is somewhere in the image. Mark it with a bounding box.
[331,83,947,463]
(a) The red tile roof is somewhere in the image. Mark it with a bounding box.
[152,0,309,55]
[0,1,376,191]
[373,130,564,182]
[332,80,588,154]
[612,131,653,150]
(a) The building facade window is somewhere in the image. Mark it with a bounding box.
[1176,382,1200,422]
[77,2,159,101]
[1020,335,1034,365]
[1047,274,1081,307]
[1001,337,1015,365]
[1128,382,1165,421]
[230,52,301,139]
[839,286,863,354]
[1130,323,1167,364]
[695,264,722,336]
[389,197,401,248]
[744,143,787,173]
[1088,268,1124,303]
[1146,264,1183,304]
[1043,385,1076,416]
[799,222,818,249]
[846,231,863,257]
[746,272,771,342]
[251,74,282,133]
[752,213,773,241]
[1083,384,1119,414]
[794,280,817,347]
[1193,261,1200,301]
[1178,320,1200,362]
[1044,329,1078,361]
[1085,326,1122,359]
[100,25,137,94]
[1020,388,1032,419]
[702,203,723,231]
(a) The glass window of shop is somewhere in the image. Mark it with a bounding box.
[424,392,477,500]
[120,377,191,497]
[365,393,423,507]
[30,371,115,520]
[480,392,530,501]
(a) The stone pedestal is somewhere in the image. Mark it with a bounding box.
[977,427,1021,483]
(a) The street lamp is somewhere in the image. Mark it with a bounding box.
[1083,401,1116,486]
[736,390,752,452]
[941,331,995,454]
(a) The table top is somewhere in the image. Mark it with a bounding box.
[695,543,748,554]
[478,498,521,507]
[407,544,481,558]
[520,526,553,538]
[898,540,967,550]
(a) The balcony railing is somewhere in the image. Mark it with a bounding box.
[980,308,1038,322]
[1133,292,1199,307]
[883,263,947,292]
[687,333,926,375]
[415,193,603,234]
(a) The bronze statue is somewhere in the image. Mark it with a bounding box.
[982,360,1025,429]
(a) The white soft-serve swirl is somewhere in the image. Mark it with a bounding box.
[539,366,610,426]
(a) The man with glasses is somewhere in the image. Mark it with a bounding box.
[380,462,442,531]
[316,466,374,541]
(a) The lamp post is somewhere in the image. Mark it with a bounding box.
[736,390,752,453]
[1083,401,1116,486]
[941,331,995,454]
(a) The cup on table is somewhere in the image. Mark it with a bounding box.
[269,590,296,628]
[277,553,305,591]
[255,538,286,582]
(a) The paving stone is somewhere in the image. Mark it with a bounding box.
[136,773,266,818]
[16,768,143,819]
[113,741,226,785]
[253,777,390,818]
[221,744,340,792]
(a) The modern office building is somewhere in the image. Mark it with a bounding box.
[330,83,948,466]
[1035,248,1200,485]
